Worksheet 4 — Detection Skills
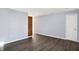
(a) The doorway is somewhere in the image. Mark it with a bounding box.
[28,16,32,36]
[66,14,77,41]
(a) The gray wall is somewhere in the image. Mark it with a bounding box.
[0,9,8,42]
[34,9,79,40]
[5,9,28,43]
[34,13,66,38]
[0,8,28,44]
[77,14,79,41]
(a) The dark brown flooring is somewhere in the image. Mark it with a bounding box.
[4,34,79,51]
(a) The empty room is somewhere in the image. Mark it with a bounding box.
[0,8,79,51]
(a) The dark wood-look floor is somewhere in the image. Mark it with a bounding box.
[4,34,79,51]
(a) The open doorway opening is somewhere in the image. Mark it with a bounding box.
[28,16,33,36]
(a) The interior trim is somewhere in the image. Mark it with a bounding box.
[35,33,79,43]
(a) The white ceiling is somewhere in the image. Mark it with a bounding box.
[11,8,77,16]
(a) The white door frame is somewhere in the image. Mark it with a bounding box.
[65,13,77,41]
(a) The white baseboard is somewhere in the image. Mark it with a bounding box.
[36,33,79,43]
[5,36,31,44]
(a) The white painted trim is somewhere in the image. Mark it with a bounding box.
[5,36,31,44]
[35,32,65,39]
[4,33,79,45]
[35,33,79,43]
[65,14,77,41]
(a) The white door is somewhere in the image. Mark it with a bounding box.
[66,14,77,41]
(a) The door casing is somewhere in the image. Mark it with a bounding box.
[66,14,77,41]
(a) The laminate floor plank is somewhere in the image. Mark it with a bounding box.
[4,34,79,51]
